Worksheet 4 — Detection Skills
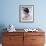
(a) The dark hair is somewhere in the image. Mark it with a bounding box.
[23,8,29,13]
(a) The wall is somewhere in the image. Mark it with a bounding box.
[0,0,46,29]
[0,0,46,43]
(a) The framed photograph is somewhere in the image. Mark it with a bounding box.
[19,5,34,23]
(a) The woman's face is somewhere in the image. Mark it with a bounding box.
[23,10,27,15]
[23,8,29,15]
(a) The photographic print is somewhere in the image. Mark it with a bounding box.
[19,5,34,23]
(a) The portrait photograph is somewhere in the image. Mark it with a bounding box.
[19,5,34,23]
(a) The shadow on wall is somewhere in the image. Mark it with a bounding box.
[0,24,7,43]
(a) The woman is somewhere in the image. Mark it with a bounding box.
[22,8,32,20]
